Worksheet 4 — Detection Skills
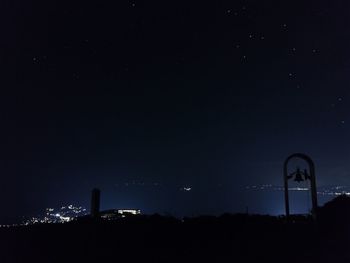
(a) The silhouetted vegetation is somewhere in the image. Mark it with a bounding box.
[1,197,350,262]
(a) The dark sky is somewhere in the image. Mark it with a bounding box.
[1,0,350,221]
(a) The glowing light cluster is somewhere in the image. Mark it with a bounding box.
[23,204,88,225]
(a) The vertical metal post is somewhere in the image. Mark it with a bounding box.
[283,163,290,219]
[309,163,318,220]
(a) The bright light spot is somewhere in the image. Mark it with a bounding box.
[118,209,141,215]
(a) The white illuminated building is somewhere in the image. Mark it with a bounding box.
[100,209,141,219]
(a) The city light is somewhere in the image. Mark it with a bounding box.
[23,205,88,225]
[245,184,350,196]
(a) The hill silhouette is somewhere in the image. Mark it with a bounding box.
[319,194,350,217]
[318,194,350,237]
[1,196,350,262]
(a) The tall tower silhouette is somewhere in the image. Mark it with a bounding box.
[91,188,101,219]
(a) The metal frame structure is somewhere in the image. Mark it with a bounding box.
[283,153,318,219]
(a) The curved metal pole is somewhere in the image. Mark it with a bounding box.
[283,153,318,220]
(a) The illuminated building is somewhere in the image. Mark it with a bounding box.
[100,209,141,220]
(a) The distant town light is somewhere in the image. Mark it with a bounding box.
[117,209,141,215]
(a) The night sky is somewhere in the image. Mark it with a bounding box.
[1,0,350,221]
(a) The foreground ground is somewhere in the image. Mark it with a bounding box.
[0,213,349,263]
